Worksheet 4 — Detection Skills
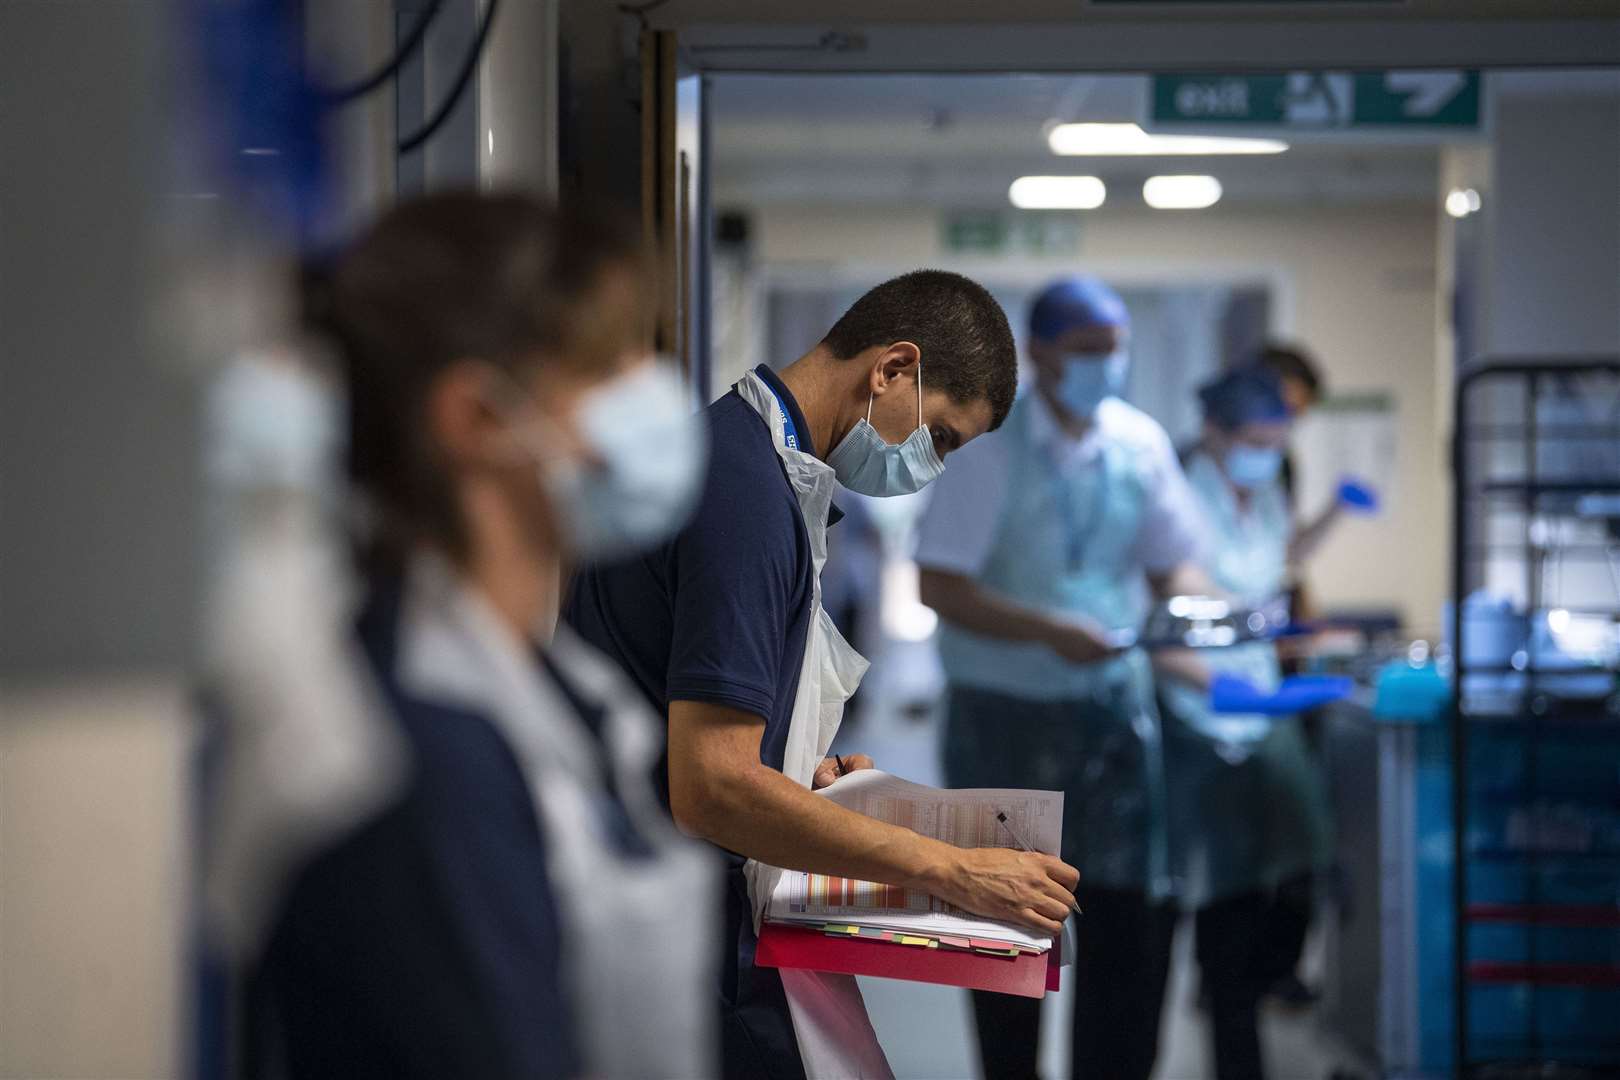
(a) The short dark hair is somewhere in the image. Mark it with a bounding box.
[1258,342,1324,401]
[302,190,643,572]
[820,270,1018,431]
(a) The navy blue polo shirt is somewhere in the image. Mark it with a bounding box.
[566,365,829,1080]
[565,366,829,794]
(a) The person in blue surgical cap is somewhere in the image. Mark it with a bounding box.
[1255,343,1380,1013]
[1258,342,1380,581]
[917,275,1211,1080]
[1156,366,1337,1080]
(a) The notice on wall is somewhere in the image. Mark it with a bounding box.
[1293,391,1399,516]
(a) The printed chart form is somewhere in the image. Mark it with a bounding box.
[792,875,912,912]
[771,771,1063,946]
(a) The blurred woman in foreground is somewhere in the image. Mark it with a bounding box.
[231,192,716,1079]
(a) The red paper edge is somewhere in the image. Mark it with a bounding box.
[756,924,1053,999]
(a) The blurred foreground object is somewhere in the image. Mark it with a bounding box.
[198,347,407,961]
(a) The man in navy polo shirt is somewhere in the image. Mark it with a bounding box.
[566,270,1080,1078]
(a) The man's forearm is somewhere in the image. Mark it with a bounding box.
[667,701,962,893]
[918,567,1057,644]
[685,758,962,891]
[1147,561,1215,602]
[666,701,1082,935]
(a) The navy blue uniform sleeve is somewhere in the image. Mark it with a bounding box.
[664,464,804,720]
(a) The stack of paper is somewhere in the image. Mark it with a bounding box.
[764,770,1065,957]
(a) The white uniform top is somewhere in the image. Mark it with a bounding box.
[917,391,1201,702]
[918,393,1200,581]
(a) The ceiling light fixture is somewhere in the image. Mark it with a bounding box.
[1143,175,1223,210]
[1009,175,1107,210]
[1048,122,1287,157]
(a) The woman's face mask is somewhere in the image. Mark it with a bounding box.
[826,364,944,497]
[1055,350,1129,417]
[1223,442,1283,490]
[499,363,709,563]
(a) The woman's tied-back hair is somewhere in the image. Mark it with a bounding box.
[1257,342,1324,403]
[301,190,644,572]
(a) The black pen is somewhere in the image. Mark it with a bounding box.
[835,754,848,777]
[995,808,1083,917]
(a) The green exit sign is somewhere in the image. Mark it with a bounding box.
[943,212,1082,256]
[1152,71,1481,129]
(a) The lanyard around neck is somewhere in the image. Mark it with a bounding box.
[1047,439,1114,573]
[761,376,801,452]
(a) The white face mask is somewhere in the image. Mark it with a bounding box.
[500,364,709,562]
[825,365,945,497]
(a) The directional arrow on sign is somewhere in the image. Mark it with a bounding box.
[1386,71,1470,118]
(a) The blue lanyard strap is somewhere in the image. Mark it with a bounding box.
[1048,443,1112,572]
[762,378,801,451]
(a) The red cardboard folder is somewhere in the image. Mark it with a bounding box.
[755,924,1061,999]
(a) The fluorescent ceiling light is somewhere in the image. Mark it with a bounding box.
[1143,175,1223,210]
[1445,187,1482,218]
[1048,122,1287,157]
[1009,175,1106,210]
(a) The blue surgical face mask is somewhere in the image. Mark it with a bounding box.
[1224,443,1283,490]
[826,365,944,497]
[1056,350,1129,417]
[502,363,709,562]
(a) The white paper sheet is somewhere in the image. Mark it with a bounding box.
[764,771,1065,953]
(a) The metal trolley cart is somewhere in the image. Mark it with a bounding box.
[1451,359,1620,1077]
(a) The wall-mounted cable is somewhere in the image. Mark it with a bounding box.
[316,0,446,105]
[398,0,501,154]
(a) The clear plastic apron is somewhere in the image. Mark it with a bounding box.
[1163,452,1330,906]
[397,553,719,1078]
[735,372,893,1080]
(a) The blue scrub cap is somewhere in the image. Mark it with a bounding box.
[1028,276,1130,342]
[1198,367,1291,430]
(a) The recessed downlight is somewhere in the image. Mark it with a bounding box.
[1143,175,1223,210]
[1008,175,1107,210]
